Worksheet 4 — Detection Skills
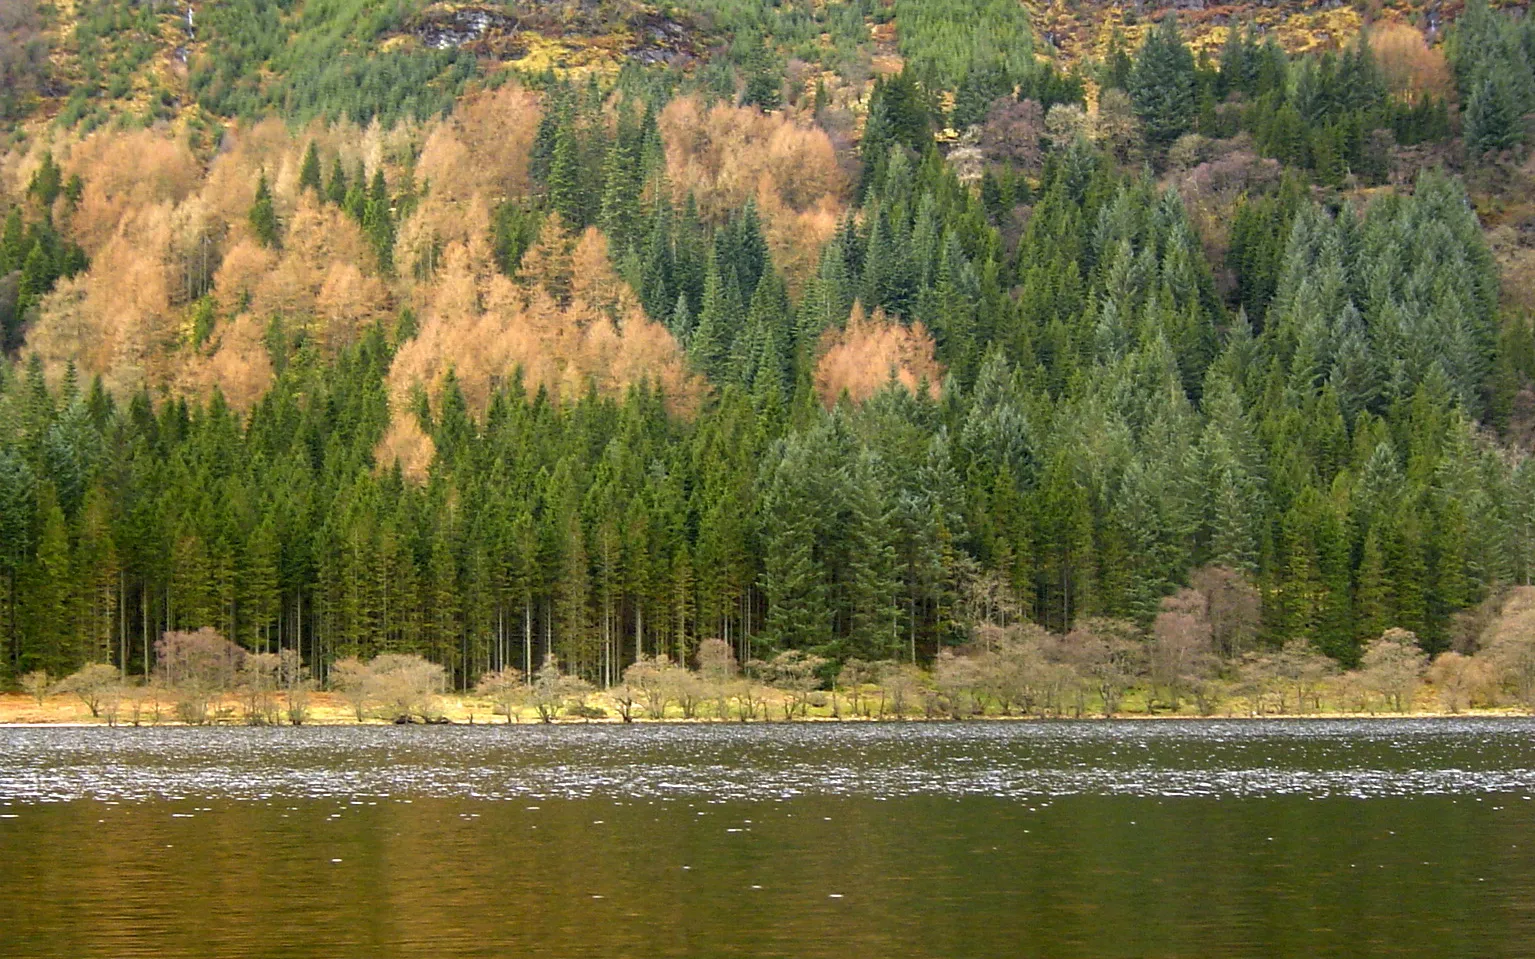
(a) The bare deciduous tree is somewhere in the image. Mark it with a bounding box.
[475,667,526,724]
[1236,651,1279,715]
[877,661,924,719]
[1274,639,1335,714]
[1427,652,1494,713]
[766,649,826,720]
[1065,618,1145,717]
[697,638,737,721]
[623,655,681,720]
[330,656,372,721]
[100,684,126,727]
[157,627,245,724]
[610,676,642,723]
[964,623,1055,716]
[1189,566,1261,659]
[20,670,50,707]
[1151,590,1216,711]
[1481,589,1535,710]
[933,648,982,718]
[666,665,704,720]
[368,654,447,723]
[529,655,591,723]
[1094,89,1141,164]
[55,664,119,718]
[735,659,769,722]
[979,97,1044,170]
[280,648,312,726]
[238,652,282,725]
[837,658,873,717]
[1361,628,1427,713]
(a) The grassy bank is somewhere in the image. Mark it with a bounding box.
[2,690,1528,727]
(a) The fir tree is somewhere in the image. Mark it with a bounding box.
[249,172,279,248]
[325,156,348,206]
[1129,15,1198,154]
[1466,73,1522,156]
[299,142,323,195]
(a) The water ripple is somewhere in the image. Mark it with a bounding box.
[2,718,1533,803]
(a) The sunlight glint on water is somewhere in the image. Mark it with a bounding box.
[2,720,1533,958]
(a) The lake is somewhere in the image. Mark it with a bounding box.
[2,719,1533,958]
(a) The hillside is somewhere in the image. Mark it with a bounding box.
[3,2,1492,131]
[5,0,1535,703]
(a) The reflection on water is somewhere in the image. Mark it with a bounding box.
[2,720,1533,958]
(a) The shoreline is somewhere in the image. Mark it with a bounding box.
[2,710,1530,728]
[3,691,1528,728]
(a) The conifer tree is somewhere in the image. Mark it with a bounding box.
[600,137,642,250]
[1466,73,1521,156]
[1130,15,1198,154]
[299,142,322,195]
[549,122,584,228]
[249,172,279,248]
[363,170,394,272]
[325,156,348,206]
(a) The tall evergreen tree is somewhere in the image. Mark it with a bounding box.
[1129,15,1198,154]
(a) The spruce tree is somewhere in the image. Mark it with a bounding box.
[249,172,279,248]
[846,450,901,660]
[17,242,52,319]
[1,207,24,272]
[1467,73,1521,156]
[298,142,322,195]
[548,122,584,228]
[363,170,394,272]
[689,254,736,381]
[325,156,348,206]
[599,137,641,250]
[741,38,784,112]
[1129,15,1198,154]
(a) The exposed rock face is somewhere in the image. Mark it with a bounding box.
[400,2,694,65]
[626,11,692,65]
[411,6,520,51]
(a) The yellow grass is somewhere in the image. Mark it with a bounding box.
[1,689,1526,727]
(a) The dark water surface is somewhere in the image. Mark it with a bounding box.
[2,719,1533,958]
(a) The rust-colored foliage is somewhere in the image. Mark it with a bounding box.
[15,118,396,407]
[1369,22,1451,103]
[813,303,944,407]
[28,232,175,395]
[62,129,202,256]
[11,82,795,425]
[374,412,438,485]
[383,221,704,477]
[405,85,542,266]
[175,311,275,413]
[659,97,844,289]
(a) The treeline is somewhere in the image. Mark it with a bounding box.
[2,152,1531,688]
[28,599,1535,725]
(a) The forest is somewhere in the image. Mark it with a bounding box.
[5,0,1535,715]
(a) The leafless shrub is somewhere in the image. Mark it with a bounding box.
[475,666,526,724]
[55,663,122,718]
[19,669,50,706]
[157,627,245,724]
